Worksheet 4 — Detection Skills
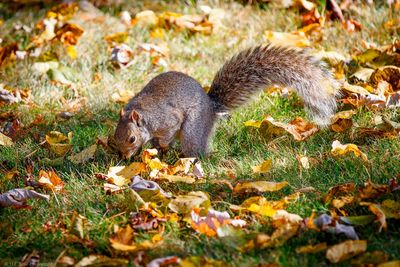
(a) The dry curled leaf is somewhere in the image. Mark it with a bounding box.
[245,116,319,141]
[38,170,65,192]
[331,140,368,161]
[0,188,50,207]
[326,240,367,263]
[330,110,356,133]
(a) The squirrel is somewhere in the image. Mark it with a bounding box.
[113,45,339,158]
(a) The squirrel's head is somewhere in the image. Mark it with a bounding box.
[114,109,148,159]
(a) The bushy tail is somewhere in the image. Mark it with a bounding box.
[207,45,339,126]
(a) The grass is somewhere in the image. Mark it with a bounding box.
[1,1,400,266]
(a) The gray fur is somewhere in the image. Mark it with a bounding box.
[114,46,339,158]
[208,45,339,125]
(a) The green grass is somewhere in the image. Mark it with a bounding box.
[1,1,399,266]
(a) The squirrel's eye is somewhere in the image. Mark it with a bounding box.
[128,136,136,144]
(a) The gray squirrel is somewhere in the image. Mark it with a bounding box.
[113,45,338,158]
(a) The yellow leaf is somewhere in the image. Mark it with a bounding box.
[234,181,288,193]
[5,168,19,180]
[244,119,263,128]
[0,132,13,147]
[326,240,367,263]
[68,144,97,164]
[150,27,165,39]
[104,32,129,44]
[134,10,158,26]
[156,173,196,184]
[251,159,272,174]
[296,243,327,254]
[45,131,73,156]
[381,199,400,219]
[331,140,368,161]
[264,31,311,47]
[378,261,400,267]
[66,45,77,59]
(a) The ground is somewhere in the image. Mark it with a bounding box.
[0,1,399,266]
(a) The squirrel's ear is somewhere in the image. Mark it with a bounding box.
[129,110,143,126]
[119,109,125,118]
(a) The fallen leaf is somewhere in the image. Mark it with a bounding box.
[190,209,246,237]
[111,44,134,68]
[245,116,319,141]
[296,243,327,254]
[45,131,73,156]
[296,155,310,169]
[0,188,50,207]
[147,256,180,267]
[323,183,355,204]
[330,110,356,133]
[156,173,196,184]
[75,255,128,267]
[104,32,129,45]
[326,240,367,263]
[251,159,272,174]
[378,261,400,267]
[331,140,368,161]
[312,214,359,240]
[359,180,390,199]
[264,31,311,47]
[109,224,162,252]
[168,191,210,214]
[54,23,84,46]
[69,211,87,239]
[0,132,13,146]
[38,170,65,192]
[381,199,400,219]
[68,144,97,164]
[360,202,387,232]
[65,45,77,59]
[351,250,389,266]
[19,250,40,267]
[234,181,288,194]
[340,215,375,226]
[134,10,158,26]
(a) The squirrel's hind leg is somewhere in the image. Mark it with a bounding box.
[180,112,215,157]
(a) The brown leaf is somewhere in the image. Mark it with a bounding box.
[330,110,356,133]
[323,182,355,204]
[54,23,84,46]
[326,240,367,263]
